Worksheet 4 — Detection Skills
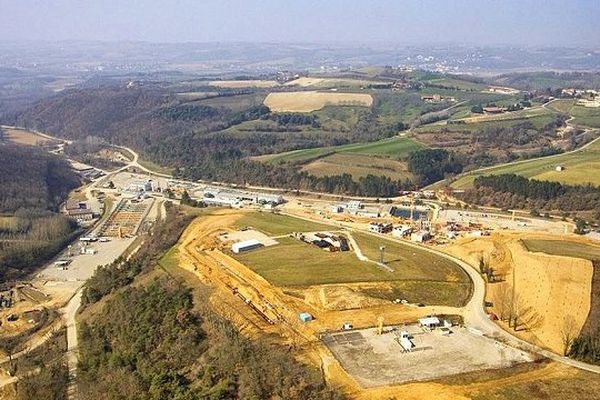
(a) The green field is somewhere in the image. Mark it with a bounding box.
[256,136,425,164]
[571,105,600,128]
[545,99,576,114]
[301,152,413,181]
[522,239,600,261]
[233,212,332,236]
[231,221,472,306]
[427,77,489,91]
[417,110,557,134]
[451,137,600,188]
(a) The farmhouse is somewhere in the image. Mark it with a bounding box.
[231,239,263,254]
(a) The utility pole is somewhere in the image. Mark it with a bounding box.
[379,245,386,264]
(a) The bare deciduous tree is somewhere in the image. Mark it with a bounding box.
[561,315,578,356]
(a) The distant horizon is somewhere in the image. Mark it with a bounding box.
[0,39,598,50]
[1,0,598,47]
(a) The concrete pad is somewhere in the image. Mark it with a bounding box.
[323,324,532,388]
[37,238,135,282]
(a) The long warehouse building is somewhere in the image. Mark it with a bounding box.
[231,239,263,253]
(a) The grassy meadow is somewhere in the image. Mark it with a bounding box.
[522,239,600,261]
[451,137,600,188]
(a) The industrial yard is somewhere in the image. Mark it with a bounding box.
[324,323,532,387]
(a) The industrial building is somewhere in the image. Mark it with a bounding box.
[64,200,95,222]
[392,225,413,238]
[127,180,153,192]
[346,200,363,210]
[231,239,263,253]
[411,230,431,243]
[369,222,393,234]
[203,186,284,208]
[419,316,440,329]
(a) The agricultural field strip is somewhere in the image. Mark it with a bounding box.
[264,91,373,113]
[522,239,600,261]
[257,136,425,164]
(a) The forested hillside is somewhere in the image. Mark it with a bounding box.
[0,142,80,281]
[0,143,80,212]
[9,86,413,196]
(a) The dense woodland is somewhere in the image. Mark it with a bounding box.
[407,148,464,186]
[0,142,80,282]
[78,206,342,399]
[459,174,600,221]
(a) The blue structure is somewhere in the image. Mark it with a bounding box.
[299,312,313,322]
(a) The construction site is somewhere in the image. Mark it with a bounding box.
[168,208,580,398]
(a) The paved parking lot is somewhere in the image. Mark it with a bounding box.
[37,238,135,282]
[323,324,532,388]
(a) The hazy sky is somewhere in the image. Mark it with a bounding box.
[1,0,598,46]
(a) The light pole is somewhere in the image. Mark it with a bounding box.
[379,245,386,264]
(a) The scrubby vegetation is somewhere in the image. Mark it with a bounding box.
[79,279,341,400]
[10,329,68,400]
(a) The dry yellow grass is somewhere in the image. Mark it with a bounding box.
[3,128,54,146]
[284,77,387,88]
[443,233,593,354]
[208,80,280,88]
[284,77,326,87]
[264,91,373,112]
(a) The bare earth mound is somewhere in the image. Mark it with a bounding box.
[444,233,593,354]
